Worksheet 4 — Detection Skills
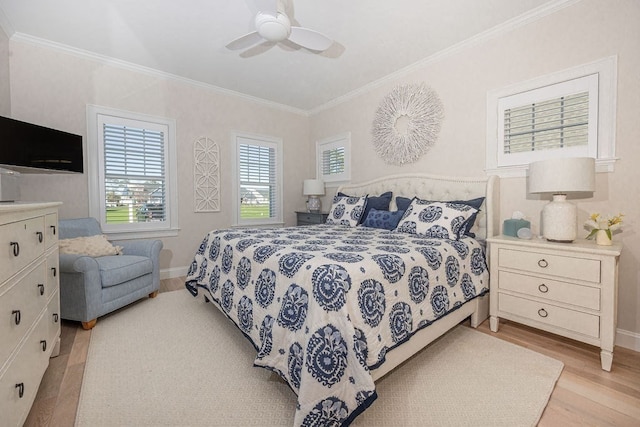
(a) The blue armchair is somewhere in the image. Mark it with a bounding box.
[58,218,163,329]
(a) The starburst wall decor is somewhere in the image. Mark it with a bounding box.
[194,137,220,212]
[372,83,444,165]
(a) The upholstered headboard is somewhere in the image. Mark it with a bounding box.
[336,173,500,241]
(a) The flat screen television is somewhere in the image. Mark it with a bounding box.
[0,115,83,173]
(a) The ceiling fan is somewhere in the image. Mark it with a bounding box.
[226,0,333,52]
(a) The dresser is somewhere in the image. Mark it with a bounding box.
[295,211,329,226]
[487,235,621,371]
[0,202,62,426]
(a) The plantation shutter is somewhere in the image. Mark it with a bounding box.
[103,123,166,224]
[321,146,345,176]
[503,92,590,154]
[239,143,278,219]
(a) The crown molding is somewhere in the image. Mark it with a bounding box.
[9,32,309,117]
[308,0,582,115]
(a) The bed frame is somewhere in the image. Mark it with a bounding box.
[336,173,500,380]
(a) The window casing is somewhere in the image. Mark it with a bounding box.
[486,56,617,177]
[316,133,351,183]
[87,105,178,238]
[232,132,283,226]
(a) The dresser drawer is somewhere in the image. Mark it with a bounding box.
[45,213,59,249]
[498,270,600,310]
[46,289,61,354]
[0,217,46,284]
[0,261,48,366]
[0,310,50,427]
[498,248,601,283]
[498,293,600,339]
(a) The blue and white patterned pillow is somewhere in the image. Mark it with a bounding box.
[326,195,367,227]
[395,199,478,239]
[362,208,405,230]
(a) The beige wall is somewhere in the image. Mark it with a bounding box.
[309,0,640,341]
[8,40,312,275]
[0,26,10,116]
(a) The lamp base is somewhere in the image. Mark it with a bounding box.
[541,194,577,242]
[307,196,321,213]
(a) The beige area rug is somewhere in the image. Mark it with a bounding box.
[76,290,563,427]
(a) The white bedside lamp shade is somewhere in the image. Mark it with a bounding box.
[303,179,325,212]
[529,157,595,242]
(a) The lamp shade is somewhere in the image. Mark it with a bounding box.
[303,179,325,196]
[528,157,595,194]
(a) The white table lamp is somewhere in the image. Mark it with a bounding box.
[528,157,595,242]
[303,179,325,213]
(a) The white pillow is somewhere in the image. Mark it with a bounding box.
[59,235,123,257]
[326,195,367,227]
[395,199,477,240]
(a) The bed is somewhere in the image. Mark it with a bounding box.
[185,173,499,426]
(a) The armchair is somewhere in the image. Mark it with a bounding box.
[58,218,163,329]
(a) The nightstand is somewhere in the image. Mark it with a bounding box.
[296,211,329,226]
[487,235,622,371]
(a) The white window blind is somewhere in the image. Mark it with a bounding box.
[238,142,278,220]
[103,123,166,224]
[503,92,589,154]
[316,133,351,183]
[321,146,345,176]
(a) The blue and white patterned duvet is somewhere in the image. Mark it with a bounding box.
[185,224,488,426]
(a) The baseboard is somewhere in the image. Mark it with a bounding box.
[616,328,640,352]
[160,266,189,280]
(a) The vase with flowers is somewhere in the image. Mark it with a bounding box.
[584,213,623,246]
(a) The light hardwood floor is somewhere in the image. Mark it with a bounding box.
[25,277,640,426]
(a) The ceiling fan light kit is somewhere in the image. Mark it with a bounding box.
[226,0,333,52]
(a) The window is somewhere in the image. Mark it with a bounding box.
[317,133,351,183]
[232,132,283,226]
[87,105,178,237]
[486,56,617,177]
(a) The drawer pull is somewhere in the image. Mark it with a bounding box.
[53,313,59,323]
[50,225,57,235]
[538,308,549,318]
[538,284,549,293]
[537,259,549,268]
[51,267,57,277]
[15,383,24,398]
[40,340,47,352]
[10,241,19,257]
[12,309,21,325]
[36,231,43,243]
[38,284,45,295]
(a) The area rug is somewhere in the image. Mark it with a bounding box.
[76,290,563,426]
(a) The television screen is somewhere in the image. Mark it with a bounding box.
[0,116,83,173]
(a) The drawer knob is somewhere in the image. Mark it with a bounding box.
[538,308,549,318]
[537,259,549,268]
[15,383,24,398]
[12,309,21,325]
[538,284,549,293]
[36,231,43,243]
[51,267,57,277]
[53,313,59,323]
[40,340,47,352]
[50,225,57,235]
[10,241,19,257]
[38,283,45,295]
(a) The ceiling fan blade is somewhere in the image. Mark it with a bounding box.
[225,31,264,50]
[253,0,278,15]
[288,27,333,51]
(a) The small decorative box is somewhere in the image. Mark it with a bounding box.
[503,219,531,237]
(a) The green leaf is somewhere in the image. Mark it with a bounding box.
[586,229,598,240]
[606,229,612,240]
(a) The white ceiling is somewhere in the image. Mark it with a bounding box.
[0,0,560,112]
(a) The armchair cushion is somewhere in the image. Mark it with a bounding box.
[97,255,153,287]
[59,235,123,257]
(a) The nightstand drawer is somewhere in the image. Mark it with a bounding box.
[296,211,328,226]
[498,293,600,338]
[498,270,600,310]
[498,248,601,283]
